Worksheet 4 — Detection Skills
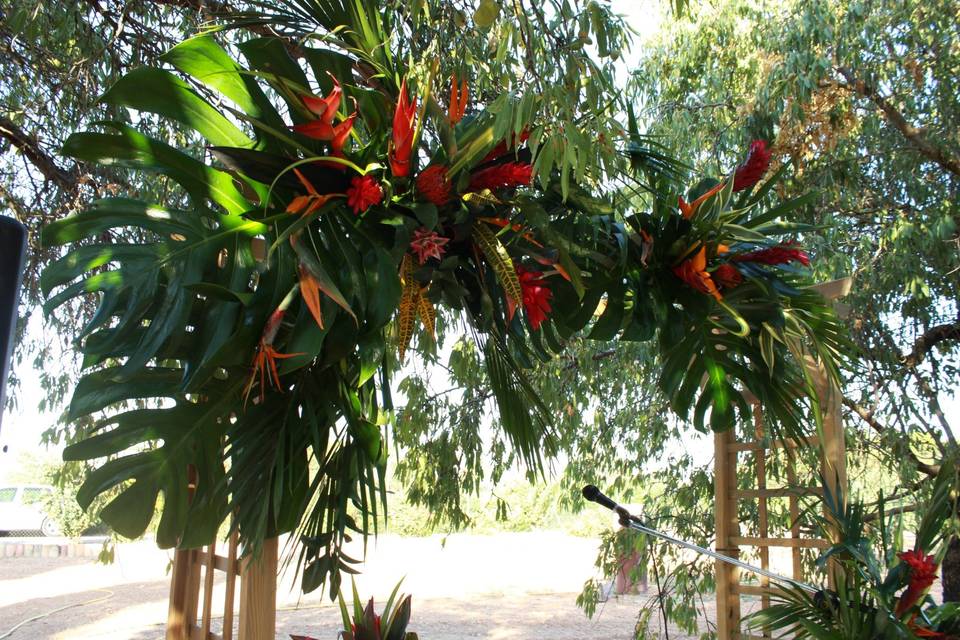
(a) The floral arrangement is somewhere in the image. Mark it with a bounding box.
[40,1,846,593]
[292,580,419,640]
[748,463,960,639]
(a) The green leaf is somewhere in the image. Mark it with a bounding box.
[101,67,253,148]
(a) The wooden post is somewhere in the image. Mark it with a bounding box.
[714,428,741,639]
[166,548,201,640]
[238,537,278,640]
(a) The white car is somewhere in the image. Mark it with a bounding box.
[0,484,61,536]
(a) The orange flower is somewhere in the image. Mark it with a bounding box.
[673,246,722,301]
[285,168,340,216]
[390,77,418,178]
[299,265,325,329]
[678,181,725,220]
[244,310,303,404]
[448,74,468,124]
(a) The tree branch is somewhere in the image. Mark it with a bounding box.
[835,66,960,178]
[903,321,960,368]
[842,396,940,477]
[0,116,76,189]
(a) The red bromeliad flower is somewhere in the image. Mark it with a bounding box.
[673,247,722,301]
[346,175,383,214]
[409,228,449,264]
[390,77,418,178]
[448,74,468,125]
[469,162,532,192]
[896,550,939,617]
[713,263,743,289]
[732,140,772,191]
[416,165,452,205]
[734,242,810,267]
[516,266,553,330]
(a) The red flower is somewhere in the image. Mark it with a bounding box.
[409,228,449,264]
[416,165,452,205]
[516,266,553,330]
[733,242,810,267]
[482,129,531,162]
[713,263,743,289]
[293,81,357,157]
[732,140,772,191]
[673,246,722,301]
[390,77,418,178]
[896,550,938,617]
[346,175,383,214]
[448,74,468,125]
[468,162,533,192]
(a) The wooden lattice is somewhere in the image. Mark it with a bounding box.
[714,278,851,639]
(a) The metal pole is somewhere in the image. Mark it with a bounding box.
[618,515,819,594]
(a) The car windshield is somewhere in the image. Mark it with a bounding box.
[0,488,16,503]
[21,488,49,505]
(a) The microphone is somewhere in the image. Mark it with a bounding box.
[582,485,619,511]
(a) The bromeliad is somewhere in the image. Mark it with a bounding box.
[409,228,449,264]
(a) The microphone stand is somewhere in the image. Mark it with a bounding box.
[583,485,820,595]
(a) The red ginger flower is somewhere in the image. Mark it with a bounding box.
[481,129,531,162]
[673,246,722,301]
[409,228,449,264]
[713,263,743,289]
[896,550,939,617]
[390,77,418,178]
[516,266,553,330]
[469,162,533,192]
[346,175,382,214]
[733,139,772,191]
[416,165,452,205]
[734,241,810,267]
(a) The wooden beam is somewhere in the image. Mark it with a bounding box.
[238,537,278,640]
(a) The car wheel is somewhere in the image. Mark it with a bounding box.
[40,518,61,537]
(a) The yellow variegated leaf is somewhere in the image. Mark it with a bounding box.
[417,287,436,340]
[396,254,419,362]
[472,221,522,308]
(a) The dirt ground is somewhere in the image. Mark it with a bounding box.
[0,532,739,639]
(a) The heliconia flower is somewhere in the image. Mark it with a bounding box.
[673,246,722,301]
[330,105,357,156]
[390,77,418,178]
[301,74,342,125]
[295,95,358,157]
[482,129,531,162]
[345,174,383,214]
[409,227,449,264]
[516,265,553,330]
[416,165,452,205]
[678,181,725,220]
[244,309,303,404]
[468,162,533,192]
[896,550,938,616]
[732,139,772,191]
[448,74,468,125]
[734,242,810,267]
[713,263,743,289]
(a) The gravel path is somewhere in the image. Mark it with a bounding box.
[0,532,727,639]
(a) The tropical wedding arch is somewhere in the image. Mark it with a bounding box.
[38,0,874,636]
